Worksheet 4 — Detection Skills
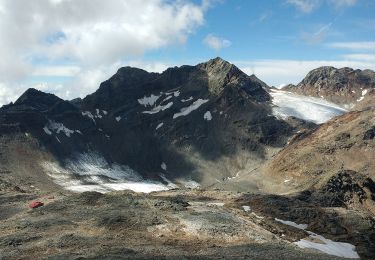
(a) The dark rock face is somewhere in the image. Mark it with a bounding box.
[364,126,375,140]
[0,58,295,184]
[318,170,375,207]
[284,66,375,108]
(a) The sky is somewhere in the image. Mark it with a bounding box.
[0,0,375,105]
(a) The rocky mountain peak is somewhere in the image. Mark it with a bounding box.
[13,88,63,111]
[197,57,269,99]
[284,66,375,108]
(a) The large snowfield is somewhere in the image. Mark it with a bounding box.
[42,153,171,194]
[270,89,347,124]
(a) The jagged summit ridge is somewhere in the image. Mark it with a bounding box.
[83,57,270,111]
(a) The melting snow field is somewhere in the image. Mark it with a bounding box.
[275,218,359,258]
[143,102,173,114]
[173,99,209,119]
[270,89,347,124]
[42,153,170,194]
[138,94,161,107]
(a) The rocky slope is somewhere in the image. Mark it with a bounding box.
[263,108,375,197]
[284,66,375,110]
[255,107,375,258]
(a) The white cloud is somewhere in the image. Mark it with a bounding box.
[287,0,357,13]
[341,54,375,62]
[259,11,273,22]
[237,59,375,87]
[32,66,81,77]
[203,34,232,50]
[328,0,357,8]
[286,0,320,13]
[0,0,209,105]
[328,41,375,51]
[301,23,332,44]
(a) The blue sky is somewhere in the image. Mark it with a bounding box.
[0,0,375,105]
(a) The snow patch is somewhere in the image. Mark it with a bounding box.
[242,206,251,212]
[115,116,121,122]
[183,180,200,189]
[163,95,173,102]
[43,127,52,135]
[138,94,161,107]
[181,96,193,102]
[270,90,347,124]
[44,120,76,137]
[203,111,212,121]
[166,90,180,97]
[295,231,359,259]
[156,122,164,130]
[227,171,240,180]
[275,218,359,258]
[142,102,173,114]
[82,111,96,124]
[275,218,308,230]
[95,109,102,118]
[161,162,167,171]
[173,99,209,119]
[208,202,225,207]
[357,89,368,102]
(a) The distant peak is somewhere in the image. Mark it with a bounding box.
[205,57,231,67]
[212,57,226,62]
[16,88,52,102]
[14,88,62,108]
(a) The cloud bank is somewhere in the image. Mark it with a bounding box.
[0,0,209,105]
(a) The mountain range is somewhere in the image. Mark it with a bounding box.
[0,58,374,259]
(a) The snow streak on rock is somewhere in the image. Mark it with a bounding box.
[142,102,173,114]
[173,99,209,119]
[138,94,161,107]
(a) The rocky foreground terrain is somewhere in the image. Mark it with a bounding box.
[0,182,362,259]
[0,58,374,259]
